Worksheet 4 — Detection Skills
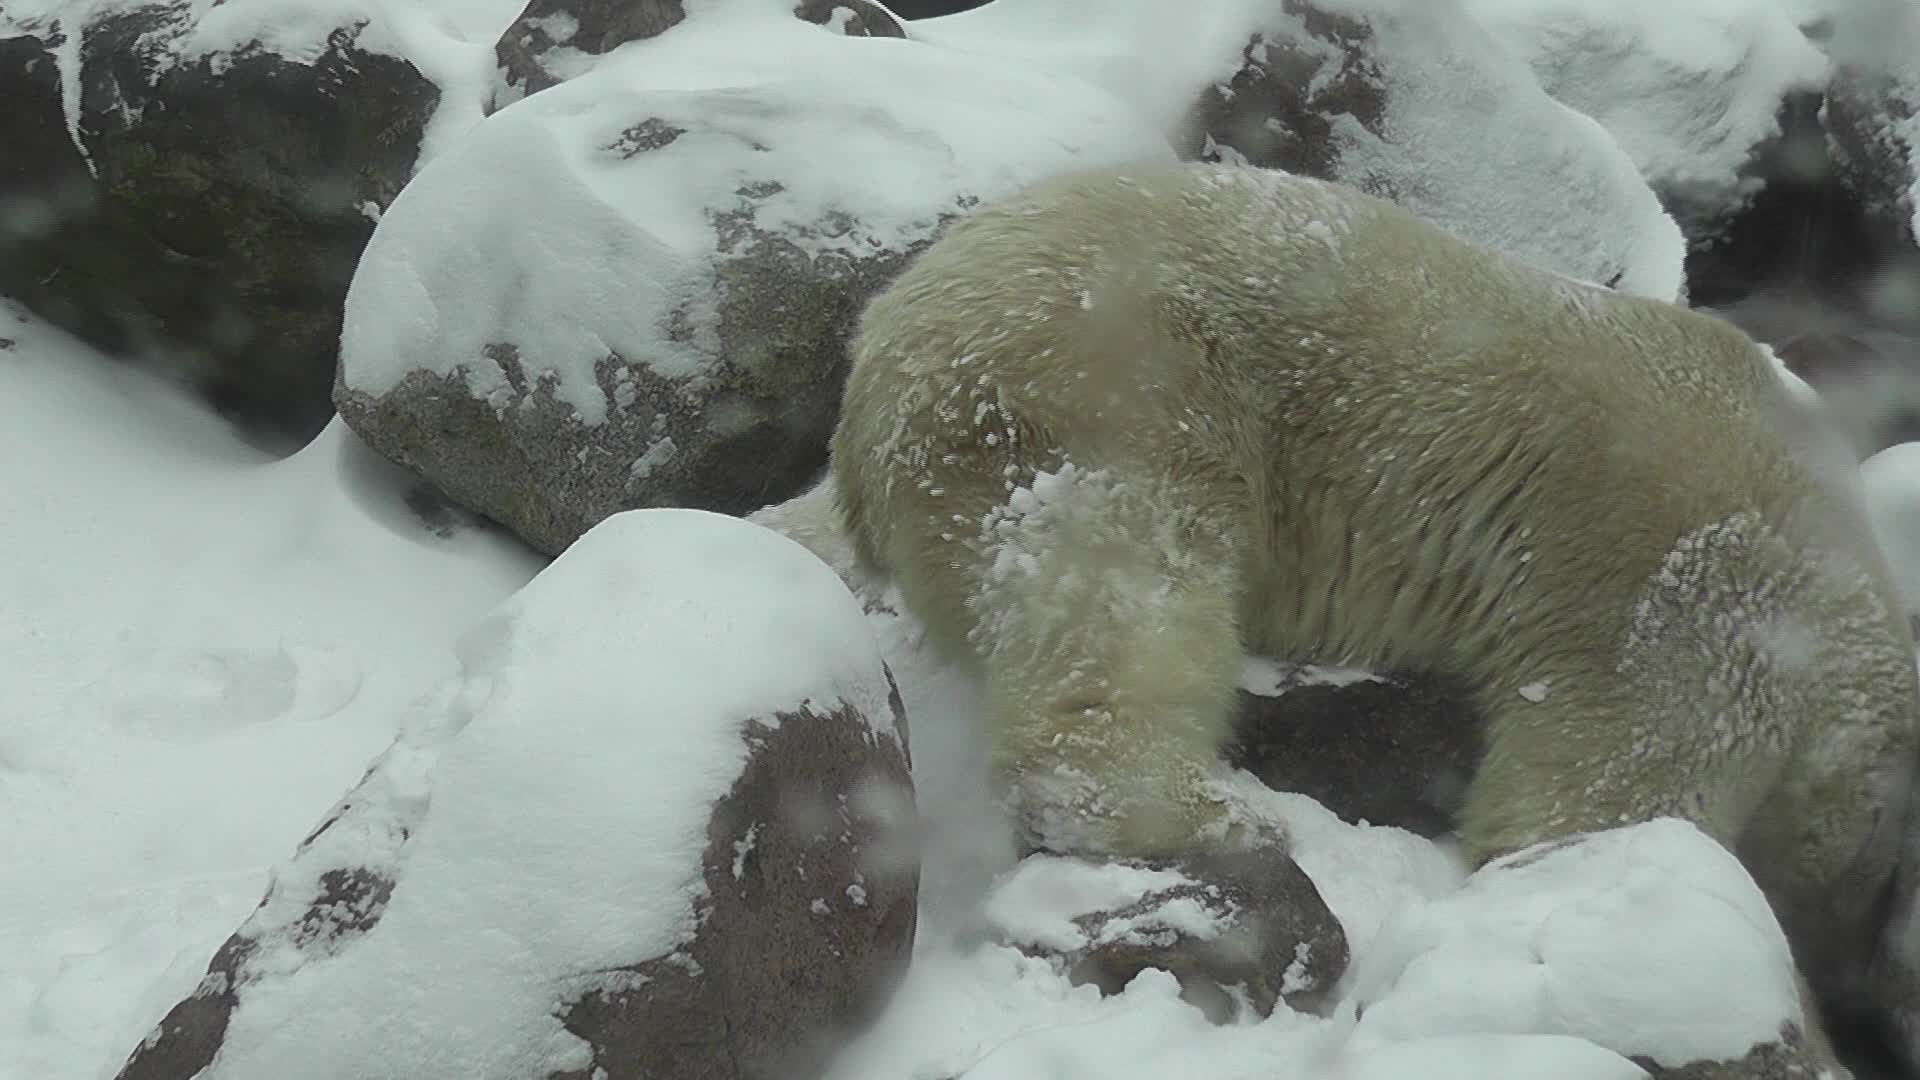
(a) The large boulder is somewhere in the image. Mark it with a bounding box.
[336,0,1171,555]
[115,508,918,1080]
[1822,2,1920,257]
[1168,0,1685,299]
[910,0,1683,297]
[1827,65,1919,254]
[1687,4,1920,319]
[1462,0,1829,247]
[1344,819,1837,1079]
[0,0,441,441]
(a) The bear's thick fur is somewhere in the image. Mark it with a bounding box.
[829,162,1920,1056]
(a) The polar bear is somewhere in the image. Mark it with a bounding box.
[829,161,1920,1057]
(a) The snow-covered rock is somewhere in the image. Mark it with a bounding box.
[336,0,1171,555]
[982,845,1349,1021]
[494,0,906,102]
[114,508,918,1080]
[920,0,1685,300]
[1828,66,1920,260]
[0,0,513,438]
[1342,819,1821,1076]
[1820,1,1920,252]
[1461,0,1829,242]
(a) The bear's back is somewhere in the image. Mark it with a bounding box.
[836,162,1901,678]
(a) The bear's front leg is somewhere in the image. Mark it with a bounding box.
[965,464,1250,858]
[992,686,1243,857]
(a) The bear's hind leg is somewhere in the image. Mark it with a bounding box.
[962,462,1247,857]
[1742,679,1918,1063]
[1457,671,1786,865]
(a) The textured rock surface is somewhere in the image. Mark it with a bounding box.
[116,509,918,1080]
[1827,65,1920,250]
[1634,1025,1835,1080]
[341,8,1169,556]
[985,846,1349,1023]
[0,2,436,440]
[495,0,687,99]
[551,697,919,1080]
[1177,0,1682,299]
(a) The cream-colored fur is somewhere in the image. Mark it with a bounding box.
[828,161,1920,1058]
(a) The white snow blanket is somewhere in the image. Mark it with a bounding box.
[1462,0,1828,224]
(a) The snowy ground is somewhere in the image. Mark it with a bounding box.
[4,300,1903,1079]
[4,4,1919,1074]
[0,303,543,1078]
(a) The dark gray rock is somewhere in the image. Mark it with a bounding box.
[0,32,88,207]
[792,0,908,38]
[0,2,437,442]
[347,11,1138,555]
[1634,1025,1836,1080]
[884,0,989,17]
[552,698,918,1080]
[119,695,916,1080]
[1826,66,1918,251]
[1685,47,1920,323]
[1177,0,1386,182]
[496,0,904,104]
[496,0,686,100]
[334,200,945,556]
[1068,847,1348,1021]
[988,845,1348,1023]
[1225,668,1482,839]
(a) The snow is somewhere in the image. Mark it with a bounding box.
[339,0,1718,432]
[916,0,1687,300]
[205,507,896,1079]
[0,301,542,1079]
[1463,0,1829,219]
[1308,0,1686,300]
[0,0,529,177]
[1809,0,1920,246]
[980,856,1208,952]
[338,0,1173,425]
[1342,819,1800,1068]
